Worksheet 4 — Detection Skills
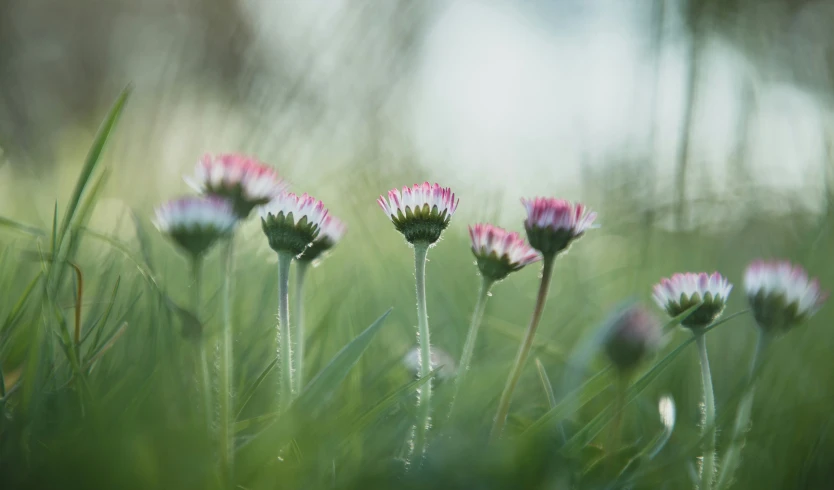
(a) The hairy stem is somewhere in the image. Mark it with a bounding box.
[695,331,716,490]
[715,330,769,489]
[293,260,310,392]
[449,275,494,419]
[490,254,555,441]
[277,251,294,410]
[218,237,235,484]
[412,242,432,463]
[191,256,212,431]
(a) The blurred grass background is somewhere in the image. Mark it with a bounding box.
[2,0,834,489]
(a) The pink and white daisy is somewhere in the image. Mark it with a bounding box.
[298,214,347,263]
[521,198,597,256]
[468,223,541,281]
[378,182,458,244]
[652,272,733,328]
[185,153,287,218]
[744,260,828,334]
[260,192,330,256]
[153,196,237,257]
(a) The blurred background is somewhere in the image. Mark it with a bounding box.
[2,0,833,226]
[2,1,834,488]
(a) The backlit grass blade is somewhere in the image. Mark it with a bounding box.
[0,217,46,238]
[131,209,157,275]
[236,308,392,476]
[294,308,393,414]
[346,368,438,437]
[54,87,130,256]
[80,276,121,348]
[535,358,557,409]
[522,366,612,436]
[236,357,279,420]
[0,271,43,341]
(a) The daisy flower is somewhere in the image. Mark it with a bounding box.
[652,272,733,328]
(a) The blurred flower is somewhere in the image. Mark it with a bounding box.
[468,223,540,282]
[602,303,663,372]
[185,153,286,218]
[652,272,732,328]
[378,182,458,244]
[260,192,329,256]
[521,198,597,256]
[297,214,347,264]
[744,260,828,335]
[153,196,237,257]
[403,346,456,383]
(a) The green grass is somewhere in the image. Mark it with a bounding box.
[1,93,834,490]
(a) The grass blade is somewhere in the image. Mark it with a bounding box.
[81,276,121,349]
[235,357,279,419]
[535,358,557,409]
[345,368,438,438]
[0,217,46,238]
[131,209,157,275]
[0,271,43,341]
[54,87,130,255]
[294,308,392,414]
[522,366,612,436]
[236,308,393,475]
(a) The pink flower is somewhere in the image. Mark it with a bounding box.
[652,272,733,328]
[185,153,286,218]
[468,223,541,281]
[744,260,828,334]
[153,196,237,257]
[378,182,458,244]
[520,198,597,255]
[298,214,347,263]
[260,193,330,256]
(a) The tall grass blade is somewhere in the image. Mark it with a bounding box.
[294,308,392,414]
[346,368,438,437]
[0,217,46,238]
[535,358,557,409]
[0,272,43,341]
[54,87,130,256]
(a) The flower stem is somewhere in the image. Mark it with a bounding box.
[277,251,294,410]
[449,275,494,419]
[412,242,432,462]
[191,256,213,431]
[695,331,716,490]
[218,236,235,485]
[293,260,310,392]
[490,253,556,441]
[715,330,769,489]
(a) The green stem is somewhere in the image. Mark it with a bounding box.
[695,331,716,490]
[490,254,556,441]
[294,260,310,392]
[191,256,213,431]
[277,251,294,410]
[412,242,432,462]
[449,275,494,419]
[218,237,235,484]
[715,330,769,489]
